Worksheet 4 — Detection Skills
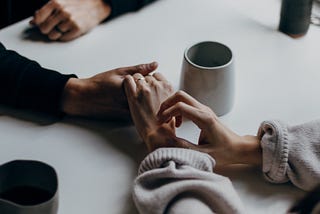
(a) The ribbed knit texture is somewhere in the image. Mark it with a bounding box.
[133,119,320,213]
[258,120,320,191]
[138,148,215,175]
[133,148,245,214]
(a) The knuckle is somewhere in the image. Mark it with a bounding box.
[39,25,49,34]
[175,102,184,109]
[73,24,81,32]
[150,80,158,87]
[48,34,57,40]
[123,76,131,85]
[51,0,59,8]
[175,90,185,98]
[55,4,63,11]
[62,11,71,19]
[166,83,174,93]
[141,87,151,95]
[124,75,130,82]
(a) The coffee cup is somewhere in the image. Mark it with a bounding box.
[180,41,235,116]
[0,160,58,214]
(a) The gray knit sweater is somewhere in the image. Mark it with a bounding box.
[133,120,320,214]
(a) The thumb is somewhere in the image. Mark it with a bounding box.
[122,61,158,76]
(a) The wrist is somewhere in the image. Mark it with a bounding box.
[61,77,86,115]
[144,124,176,152]
[234,135,262,166]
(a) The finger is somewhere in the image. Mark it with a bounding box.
[119,62,158,76]
[123,75,137,99]
[32,1,57,25]
[133,73,148,88]
[59,28,80,41]
[158,90,201,116]
[133,73,144,81]
[159,102,208,129]
[153,73,168,82]
[39,11,67,34]
[48,30,62,40]
[145,75,158,85]
[57,20,73,33]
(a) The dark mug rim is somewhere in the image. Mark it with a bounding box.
[0,160,58,208]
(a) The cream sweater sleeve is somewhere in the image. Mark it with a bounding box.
[258,120,320,191]
[132,148,245,214]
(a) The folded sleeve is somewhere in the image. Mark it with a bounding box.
[105,0,157,18]
[133,148,245,214]
[0,43,76,115]
[258,120,320,191]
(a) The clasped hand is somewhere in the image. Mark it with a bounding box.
[30,0,111,41]
[124,74,261,166]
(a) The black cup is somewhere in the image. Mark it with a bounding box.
[0,160,58,214]
[279,0,314,37]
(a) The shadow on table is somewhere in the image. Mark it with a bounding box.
[62,117,148,164]
[0,106,147,164]
[21,26,51,42]
[0,106,60,125]
[0,109,145,214]
[215,165,305,208]
[60,117,146,214]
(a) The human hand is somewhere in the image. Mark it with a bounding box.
[61,62,158,120]
[30,0,111,41]
[157,91,262,166]
[123,72,180,152]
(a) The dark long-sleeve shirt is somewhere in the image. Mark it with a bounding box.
[1,0,158,29]
[106,0,157,18]
[0,43,75,114]
[0,0,157,114]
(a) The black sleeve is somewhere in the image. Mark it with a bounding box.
[105,0,158,18]
[0,43,77,115]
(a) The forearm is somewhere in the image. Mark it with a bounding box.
[133,148,245,214]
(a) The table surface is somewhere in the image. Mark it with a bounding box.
[1,0,320,213]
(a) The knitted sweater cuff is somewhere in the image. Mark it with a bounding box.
[138,148,216,175]
[258,120,290,183]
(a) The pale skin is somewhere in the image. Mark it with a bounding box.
[124,75,262,167]
[61,62,158,120]
[30,0,111,41]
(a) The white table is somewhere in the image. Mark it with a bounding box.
[1,0,319,213]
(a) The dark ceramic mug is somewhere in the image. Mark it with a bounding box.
[0,160,58,214]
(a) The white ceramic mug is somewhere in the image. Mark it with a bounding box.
[180,41,235,116]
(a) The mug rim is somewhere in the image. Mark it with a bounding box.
[184,41,233,70]
[0,160,59,208]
